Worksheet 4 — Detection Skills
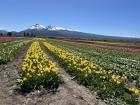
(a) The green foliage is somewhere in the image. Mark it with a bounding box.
[24,32,36,37]
[18,71,62,93]
[48,40,140,88]
[0,40,31,64]
[46,40,140,105]
[7,32,12,36]
[0,33,3,36]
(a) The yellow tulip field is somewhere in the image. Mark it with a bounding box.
[0,38,139,105]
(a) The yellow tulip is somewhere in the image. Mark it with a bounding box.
[23,77,27,81]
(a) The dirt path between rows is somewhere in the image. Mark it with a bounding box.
[0,46,27,105]
[40,43,107,105]
[0,43,107,105]
[48,62,107,105]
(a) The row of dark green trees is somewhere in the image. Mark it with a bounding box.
[0,32,36,37]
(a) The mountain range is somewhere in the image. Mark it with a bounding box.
[0,29,8,34]
[0,24,140,41]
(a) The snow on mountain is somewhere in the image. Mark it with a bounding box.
[29,24,66,31]
[46,25,66,31]
[29,24,46,30]
[28,24,78,32]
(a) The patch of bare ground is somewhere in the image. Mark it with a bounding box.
[0,45,27,105]
[0,42,107,105]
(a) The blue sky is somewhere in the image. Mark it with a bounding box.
[0,0,140,38]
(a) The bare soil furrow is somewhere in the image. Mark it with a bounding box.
[0,42,107,105]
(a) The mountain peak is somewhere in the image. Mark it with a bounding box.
[46,25,66,31]
[29,24,46,30]
[28,24,78,32]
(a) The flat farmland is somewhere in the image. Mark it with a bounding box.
[0,37,139,105]
[48,38,140,52]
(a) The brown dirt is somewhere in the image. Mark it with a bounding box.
[48,38,140,53]
[0,44,107,105]
[0,46,27,105]
[43,62,107,105]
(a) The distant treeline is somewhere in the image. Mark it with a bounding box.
[0,32,36,37]
[23,32,36,37]
[0,32,13,37]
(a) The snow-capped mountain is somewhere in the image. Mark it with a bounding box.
[46,25,66,31]
[29,24,46,30]
[29,24,67,31]
[1,24,140,40]
[18,24,99,38]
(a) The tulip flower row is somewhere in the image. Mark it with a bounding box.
[0,40,31,64]
[18,41,61,92]
[48,40,140,90]
[43,41,139,105]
